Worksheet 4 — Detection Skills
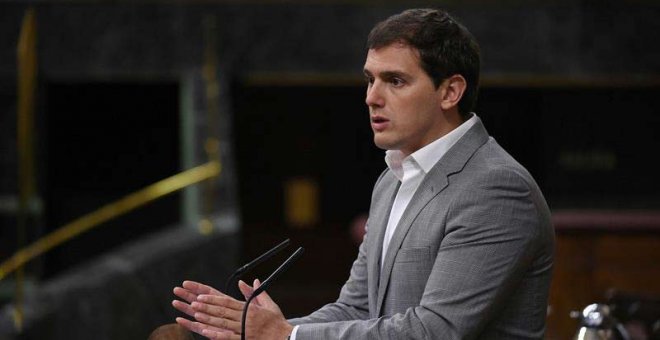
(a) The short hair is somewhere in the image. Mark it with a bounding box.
[367,9,481,118]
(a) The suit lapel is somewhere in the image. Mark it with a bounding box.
[366,172,399,318]
[375,117,490,316]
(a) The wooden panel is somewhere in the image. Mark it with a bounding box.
[547,231,660,339]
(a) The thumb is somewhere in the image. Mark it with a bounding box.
[237,280,253,301]
[252,279,276,308]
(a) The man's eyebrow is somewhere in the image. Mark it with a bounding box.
[363,69,409,79]
[380,70,407,79]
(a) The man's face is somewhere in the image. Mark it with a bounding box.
[363,44,449,156]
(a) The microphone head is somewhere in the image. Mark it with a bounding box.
[225,238,290,294]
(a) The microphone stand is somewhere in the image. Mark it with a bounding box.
[241,247,304,340]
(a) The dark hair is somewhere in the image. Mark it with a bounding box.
[367,9,480,118]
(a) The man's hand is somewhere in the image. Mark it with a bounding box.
[172,280,243,338]
[172,279,293,340]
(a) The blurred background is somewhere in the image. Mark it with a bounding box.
[1,1,659,339]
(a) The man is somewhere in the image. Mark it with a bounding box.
[172,8,554,339]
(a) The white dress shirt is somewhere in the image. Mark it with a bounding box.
[381,113,477,265]
[290,113,478,339]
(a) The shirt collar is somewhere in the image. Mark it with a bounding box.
[385,113,478,179]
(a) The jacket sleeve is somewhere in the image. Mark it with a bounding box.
[288,227,371,325]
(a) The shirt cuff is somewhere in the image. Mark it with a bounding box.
[289,325,300,340]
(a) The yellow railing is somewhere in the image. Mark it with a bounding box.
[14,7,37,331]
[0,160,221,282]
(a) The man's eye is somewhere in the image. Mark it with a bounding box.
[390,78,405,86]
[365,76,374,85]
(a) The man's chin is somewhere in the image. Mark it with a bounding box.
[373,136,395,151]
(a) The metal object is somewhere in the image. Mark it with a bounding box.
[572,303,630,340]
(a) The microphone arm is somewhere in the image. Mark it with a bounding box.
[241,247,304,340]
[224,238,290,293]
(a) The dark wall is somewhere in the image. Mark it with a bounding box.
[2,2,660,78]
[42,81,181,277]
[476,86,660,209]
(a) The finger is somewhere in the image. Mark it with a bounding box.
[237,280,253,301]
[175,317,228,338]
[197,294,245,311]
[202,328,241,340]
[182,280,223,296]
[194,311,242,333]
[191,301,243,322]
[251,279,274,307]
[173,286,198,303]
[172,299,196,318]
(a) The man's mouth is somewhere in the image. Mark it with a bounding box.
[371,116,389,132]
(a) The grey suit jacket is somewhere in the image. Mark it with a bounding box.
[290,117,554,339]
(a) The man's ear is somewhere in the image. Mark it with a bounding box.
[439,74,467,111]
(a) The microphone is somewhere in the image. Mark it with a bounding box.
[224,239,290,294]
[241,247,304,340]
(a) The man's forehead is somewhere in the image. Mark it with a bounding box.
[363,43,421,73]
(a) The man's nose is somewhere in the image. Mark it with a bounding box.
[365,82,384,108]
